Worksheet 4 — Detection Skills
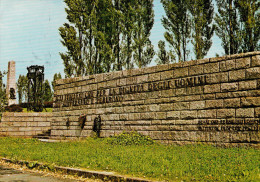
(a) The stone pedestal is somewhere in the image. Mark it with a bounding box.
[6,61,17,106]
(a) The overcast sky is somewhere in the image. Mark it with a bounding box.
[0,0,223,84]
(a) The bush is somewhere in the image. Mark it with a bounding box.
[19,102,29,108]
[106,131,155,146]
[5,104,23,112]
[44,101,53,108]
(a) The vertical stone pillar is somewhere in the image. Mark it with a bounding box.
[6,61,17,106]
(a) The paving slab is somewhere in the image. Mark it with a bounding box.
[0,165,77,182]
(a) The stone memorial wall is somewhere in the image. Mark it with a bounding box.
[0,113,52,138]
[52,52,260,147]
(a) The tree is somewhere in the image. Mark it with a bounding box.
[0,71,7,116]
[189,0,215,59]
[43,80,53,102]
[120,0,137,69]
[161,0,191,62]
[59,0,99,77]
[156,40,175,65]
[133,0,155,68]
[215,0,242,55]
[52,73,62,90]
[17,75,28,104]
[235,0,259,52]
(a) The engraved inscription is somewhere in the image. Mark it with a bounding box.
[55,75,208,108]
[198,119,260,131]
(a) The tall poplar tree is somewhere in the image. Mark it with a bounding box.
[17,75,28,104]
[121,0,136,69]
[43,80,53,102]
[161,0,191,62]
[133,0,155,68]
[156,40,175,65]
[215,0,242,55]
[0,71,7,115]
[235,0,259,52]
[52,73,62,90]
[189,0,215,59]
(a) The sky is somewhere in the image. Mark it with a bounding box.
[0,0,223,85]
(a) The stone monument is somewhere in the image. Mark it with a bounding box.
[6,61,17,106]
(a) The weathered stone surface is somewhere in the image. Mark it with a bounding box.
[239,80,257,90]
[251,55,260,67]
[229,70,245,81]
[217,109,235,118]
[235,57,250,69]
[3,52,260,147]
[245,67,260,79]
[205,100,224,109]
[221,83,238,92]
[204,84,221,93]
[204,62,219,74]
[223,98,240,108]
[241,97,260,107]
[236,108,254,118]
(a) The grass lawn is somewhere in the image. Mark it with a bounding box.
[22,108,53,112]
[0,137,259,181]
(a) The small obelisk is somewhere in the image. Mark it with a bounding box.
[6,61,17,106]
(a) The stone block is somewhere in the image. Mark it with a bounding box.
[128,113,140,120]
[173,102,189,111]
[203,62,219,74]
[180,111,197,119]
[160,103,174,111]
[135,105,147,112]
[221,83,238,92]
[236,108,254,118]
[147,104,160,112]
[223,98,240,108]
[204,84,221,93]
[245,67,260,79]
[106,80,117,88]
[38,122,51,127]
[34,117,47,122]
[251,55,260,67]
[201,93,215,100]
[173,67,189,78]
[155,112,167,119]
[239,80,257,90]
[189,65,204,76]
[229,70,245,81]
[148,72,161,82]
[241,97,260,107]
[186,86,203,95]
[197,110,217,119]
[119,114,128,121]
[207,72,228,84]
[205,100,223,109]
[190,101,205,110]
[175,88,186,96]
[235,57,250,69]
[219,59,236,71]
[217,109,235,118]
[140,112,155,120]
[136,75,148,84]
[255,107,260,117]
[161,70,173,80]
[167,111,180,119]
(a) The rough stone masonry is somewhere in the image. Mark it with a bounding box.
[52,52,260,147]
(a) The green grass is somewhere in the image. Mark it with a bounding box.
[0,137,259,181]
[22,108,53,112]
